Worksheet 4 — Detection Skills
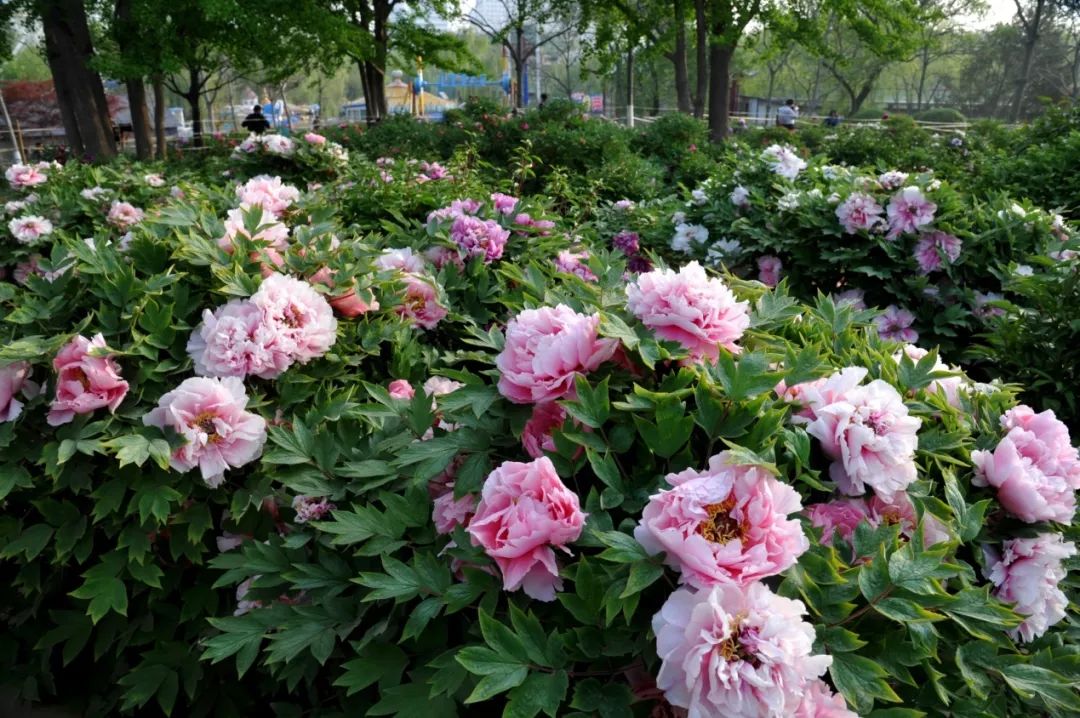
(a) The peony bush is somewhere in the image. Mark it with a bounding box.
[0,132,1078,718]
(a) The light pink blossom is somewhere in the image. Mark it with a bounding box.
[375,247,426,273]
[496,304,617,404]
[144,173,165,187]
[292,495,335,522]
[0,362,33,423]
[107,201,144,229]
[835,192,884,234]
[396,274,448,330]
[219,206,290,251]
[795,680,858,718]
[426,199,482,225]
[972,405,1080,523]
[653,582,831,718]
[625,262,750,363]
[143,376,267,487]
[761,144,807,180]
[757,255,783,287]
[304,132,327,145]
[635,451,808,588]
[886,187,936,239]
[8,215,53,244]
[913,231,962,273]
[805,372,921,498]
[877,170,909,191]
[5,163,48,189]
[187,300,291,380]
[467,456,586,601]
[388,379,415,399]
[250,274,338,364]
[235,175,300,217]
[988,533,1076,642]
[834,289,866,310]
[554,250,597,281]
[875,305,918,343]
[490,192,520,215]
[449,215,509,263]
[433,485,478,534]
[47,334,129,426]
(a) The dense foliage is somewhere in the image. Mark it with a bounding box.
[1,114,1079,718]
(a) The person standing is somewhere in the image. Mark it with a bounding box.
[776,98,798,130]
[241,105,270,135]
[824,110,841,127]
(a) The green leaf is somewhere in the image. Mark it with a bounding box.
[479,610,528,663]
[711,351,784,400]
[594,530,650,563]
[830,652,902,714]
[564,376,610,429]
[1000,664,1080,712]
[334,643,408,695]
[873,597,946,623]
[0,463,33,500]
[0,523,53,560]
[620,561,663,598]
[506,670,568,718]
[368,683,458,717]
[599,312,639,350]
[70,576,128,624]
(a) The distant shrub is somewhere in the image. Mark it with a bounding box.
[916,108,967,124]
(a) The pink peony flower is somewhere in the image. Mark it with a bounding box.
[554,250,597,281]
[263,134,295,156]
[423,376,464,398]
[513,213,556,235]
[653,582,831,718]
[522,402,569,458]
[449,215,509,263]
[490,192,520,215]
[0,362,32,422]
[805,370,921,498]
[219,206,290,251]
[396,274,448,330]
[328,287,378,318]
[913,231,962,274]
[805,498,871,546]
[107,200,145,229]
[292,495,335,522]
[235,175,300,217]
[625,262,750,363]
[875,305,918,343]
[304,132,327,145]
[635,451,808,588]
[877,170,909,191]
[795,680,858,718]
[388,379,415,399]
[427,199,482,225]
[496,304,617,404]
[973,291,1005,319]
[5,163,48,188]
[886,187,936,239]
[433,485,478,534]
[834,289,866,310]
[250,274,338,364]
[425,245,466,270]
[144,173,165,187]
[785,367,867,425]
[375,247,426,273]
[614,199,635,210]
[47,334,129,426]
[8,215,53,244]
[757,255,783,287]
[466,456,586,601]
[187,300,290,380]
[730,186,750,207]
[866,492,950,546]
[988,533,1076,642]
[80,186,108,201]
[142,376,267,487]
[13,255,70,285]
[972,405,1080,523]
[835,192,884,234]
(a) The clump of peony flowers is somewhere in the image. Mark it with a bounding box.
[886,187,936,239]
[805,492,949,555]
[395,274,448,330]
[143,376,267,486]
[987,533,1076,642]
[761,144,807,180]
[496,305,617,404]
[877,170,909,190]
[653,582,832,717]
[449,215,509,263]
[47,334,129,426]
[913,231,962,274]
[427,199,482,226]
[235,175,300,217]
[671,222,709,253]
[187,274,337,380]
[9,215,53,244]
[635,452,809,588]
[972,405,1080,523]
[801,367,922,499]
[107,200,145,229]
[835,192,884,234]
[626,261,750,363]
[490,192,519,215]
[466,456,586,601]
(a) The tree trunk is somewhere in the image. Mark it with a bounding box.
[515,27,525,108]
[371,0,390,119]
[671,0,691,113]
[708,42,733,142]
[916,46,930,111]
[765,70,776,127]
[40,0,116,161]
[1009,0,1046,122]
[692,0,708,118]
[126,79,152,159]
[626,44,635,127]
[184,65,204,148]
[152,75,166,158]
[651,66,661,116]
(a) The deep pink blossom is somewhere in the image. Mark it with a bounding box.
[886,187,936,239]
[836,192,884,234]
[988,533,1076,642]
[0,362,33,423]
[554,250,597,281]
[450,215,509,263]
[47,334,129,426]
[292,495,335,522]
[396,274,448,330]
[522,402,569,458]
[875,305,918,343]
[913,231,962,273]
[496,305,617,404]
[388,379,415,399]
[467,457,586,601]
[757,255,783,287]
[187,300,291,380]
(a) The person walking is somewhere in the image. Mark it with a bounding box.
[241,105,270,135]
[776,98,798,130]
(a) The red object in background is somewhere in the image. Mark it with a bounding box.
[1,80,63,129]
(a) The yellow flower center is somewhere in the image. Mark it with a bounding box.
[697,498,742,545]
